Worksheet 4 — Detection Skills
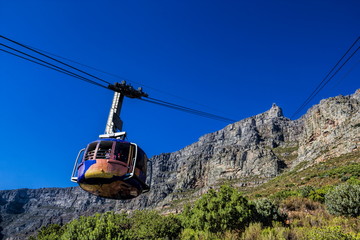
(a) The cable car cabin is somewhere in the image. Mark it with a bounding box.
[73,139,150,199]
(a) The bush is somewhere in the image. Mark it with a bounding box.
[240,222,262,240]
[31,224,63,240]
[299,185,315,198]
[241,222,300,240]
[180,185,253,233]
[128,210,182,239]
[270,189,298,201]
[32,210,181,240]
[325,182,360,217]
[306,226,356,240]
[347,177,360,185]
[308,185,334,203]
[60,212,130,240]
[181,228,218,240]
[281,197,322,213]
[252,198,287,226]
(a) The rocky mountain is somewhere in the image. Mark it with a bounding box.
[1,89,359,240]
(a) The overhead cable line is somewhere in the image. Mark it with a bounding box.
[291,37,360,119]
[0,48,106,89]
[140,97,235,123]
[23,41,237,119]
[0,35,235,123]
[0,35,111,85]
[331,59,360,89]
[147,96,236,122]
[0,43,108,90]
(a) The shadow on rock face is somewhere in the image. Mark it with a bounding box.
[277,159,287,172]
[6,189,29,214]
[0,196,6,206]
[0,215,4,240]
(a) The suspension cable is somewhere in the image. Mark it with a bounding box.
[0,36,236,123]
[140,98,235,123]
[291,37,360,118]
[0,43,108,89]
[0,35,112,85]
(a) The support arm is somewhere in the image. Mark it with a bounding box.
[99,81,148,140]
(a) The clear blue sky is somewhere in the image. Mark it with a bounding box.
[0,0,359,190]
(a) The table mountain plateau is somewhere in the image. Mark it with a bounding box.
[1,89,359,239]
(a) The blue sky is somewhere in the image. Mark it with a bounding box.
[0,0,359,190]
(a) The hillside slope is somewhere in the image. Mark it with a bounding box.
[0,89,359,240]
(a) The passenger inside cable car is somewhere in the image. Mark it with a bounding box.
[75,139,150,199]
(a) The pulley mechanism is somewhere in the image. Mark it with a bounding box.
[99,81,148,140]
[108,81,148,99]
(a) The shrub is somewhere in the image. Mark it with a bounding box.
[347,177,360,185]
[325,182,360,217]
[241,222,296,240]
[285,183,296,188]
[308,185,334,203]
[270,189,298,201]
[128,210,182,239]
[281,197,322,213]
[180,185,253,233]
[252,198,287,226]
[341,175,351,182]
[299,185,315,198]
[181,228,218,240]
[31,224,63,240]
[60,212,130,240]
[240,222,262,240]
[306,226,356,240]
[32,210,181,240]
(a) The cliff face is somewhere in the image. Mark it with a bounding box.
[1,90,359,240]
[296,90,360,167]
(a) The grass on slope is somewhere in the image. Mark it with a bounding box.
[245,149,360,198]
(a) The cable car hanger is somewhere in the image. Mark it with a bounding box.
[71,81,152,199]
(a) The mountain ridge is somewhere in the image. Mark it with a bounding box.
[1,89,359,240]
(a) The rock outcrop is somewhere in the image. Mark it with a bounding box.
[295,90,360,167]
[1,90,359,240]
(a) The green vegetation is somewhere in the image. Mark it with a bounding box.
[31,183,360,239]
[272,145,299,168]
[246,150,360,198]
[30,211,181,240]
[325,181,360,217]
[31,150,360,239]
[180,185,254,233]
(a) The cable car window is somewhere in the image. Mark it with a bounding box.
[127,144,135,170]
[135,148,148,173]
[84,142,98,161]
[143,154,148,173]
[114,142,130,163]
[97,141,113,159]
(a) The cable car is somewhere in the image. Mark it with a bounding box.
[72,138,150,199]
[71,82,152,199]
